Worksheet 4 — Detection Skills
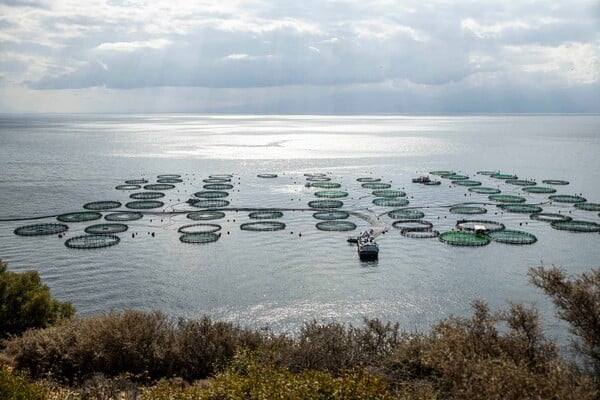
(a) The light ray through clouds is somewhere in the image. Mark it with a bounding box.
[0,0,598,112]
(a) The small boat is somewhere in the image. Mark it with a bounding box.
[347,235,358,243]
[412,175,440,185]
[357,231,379,261]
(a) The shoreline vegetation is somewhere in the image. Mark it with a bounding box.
[0,259,598,399]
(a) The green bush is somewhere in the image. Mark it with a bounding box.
[0,259,74,339]
[0,367,46,400]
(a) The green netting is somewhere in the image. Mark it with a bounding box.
[157,178,183,184]
[430,170,454,176]
[314,190,348,198]
[469,187,501,194]
[240,221,286,231]
[180,232,220,244]
[401,229,440,239]
[84,223,128,235]
[203,178,231,183]
[209,174,234,179]
[83,201,122,210]
[57,211,102,223]
[388,209,425,219]
[14,223,69,236]
[456,219,505,232]
[144,184,176,191]
[506,179,536,186]
[522,186,556,194]
[574,203,600,211]
[550,220,599,233]
[392,219,433,231]
[449,206,487,214]
[488,194,526,203]
[125,179,148,185]
[306,177,331,182]
[491,173,518,180]
[65,234,120,249]
[178,223,221,234]
[308,200,344,209]
[157,174,181,179]
[116,184,141,190]
[305,173,327,177]
[498,204,543,213]
[542,179,569,185]
[312,211,350,220]
[125,200,164,209]
[452,180,481,187]
[187,210,226,221]
[356,177,381,182]
[362,182,391,189]
[130,192,165,200]
[257,173,278,178]
[190,199,230,208]
[488,230,537,245]
[477,171,498,176]
[249,211,284,219]
[441,173,468,180]
[372,189,406,198]
[203,183,234,190]
[315,221,357,231]
[194,190,229,199]
[549,195,587,203]
[105,212,143,222]
[530,213,572,222]
[310,181,342,189]
[439,231,490,246]
[373,197,409,207]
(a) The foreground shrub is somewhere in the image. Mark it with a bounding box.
[0,367,46,400]
[0,259,74,339]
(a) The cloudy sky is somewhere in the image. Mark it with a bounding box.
[0,0,598,113]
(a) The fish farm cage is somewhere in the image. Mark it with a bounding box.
[249,211,284,219]
[84,223,128,235]
[469,187,501,194]
[65,234,120,249]
[314,190,349,198]
[178,223,222,234]
[57,212,102,223]
[449,205,487,214]
[130,192,165,199]
[488,194,526,203]
[388,209,425,219]
[530,212,571,223]
[315,220,357,231]
[456,219,505,233]
[373,198,409,207]
[189,199,230,208]
[522,186,556,194]
[498,204,543,213]
[309,181,341,188]
[125,200,164,209]
[308,200,344,209]
[257,173,278,178]
[180,232,221,244]
[548,195,587,204]
[240,221,286,231]
[187,210,226,220]
[550,220,599,233]
[312,210,350,220]
[439,231,490,246]
[83,201,122,210]
[362,182,391,189]
[14,223,69,236]
[487,230,537,245]
[144,184,176,191]
[194,191,229,198]
[105,212,143,221]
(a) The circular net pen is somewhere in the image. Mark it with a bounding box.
[401,229,439,239]
[392,219,433,231]
[257,173,278,178]
[144,184,175,191]
[125,179,148,185]
[575,202,600,211]
[530,212,571,223]
[126,200,164,209]
[488,230,537,245]
[549,195,587,204]
[310,181,341,189]
[209,174,233,179]
[190,199,230,208]
[306,177,331,182]
[130,192,165,200]
[308,200,344,209]
[441,173,468,180]
[522,186,556,194]
[178,223,221,234]
[430,170,454,176]
[550,220,599,233]
[240,221,286,231]
[452,180,481,187]
[356,177,381,182]
[305,173,327,177]
[249,211,284,219]
[157,178,183,184]
[187,210,225,221]
[84,223,128,235]
[15,223,69,236]
[498,204,543,214]
[157,174,181,179]
[105,211,143,221]
[116,184,141,190]
[506,179,536,186]
[456,219,505,233]
[449,206,487,215]
[83,201,122,210]
[372,189,406,198]
[57,212,102,223]
[388,209,425,219]
[65,234,120,249]
[491,173,518,180]
[314,190,348,198]
[316,221,357,231]
[542,179,569,185]
[373,197,409,207]
[180,232,220,244]
[439,231,490,246]
[469,187,501,194]
[204,178,231,183]
[362,182,391,189]
[194,191,229,199]
[477,171,499,176]
[489,194,526,203]
[203,183,234,190]
[313,210,349,220]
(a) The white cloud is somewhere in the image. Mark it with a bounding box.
[95,39,172,52]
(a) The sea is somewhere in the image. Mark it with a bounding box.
[0,114,598,343]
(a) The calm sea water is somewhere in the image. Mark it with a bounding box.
[0,114,598,341]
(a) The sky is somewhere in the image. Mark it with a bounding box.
[0,0,599,113]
